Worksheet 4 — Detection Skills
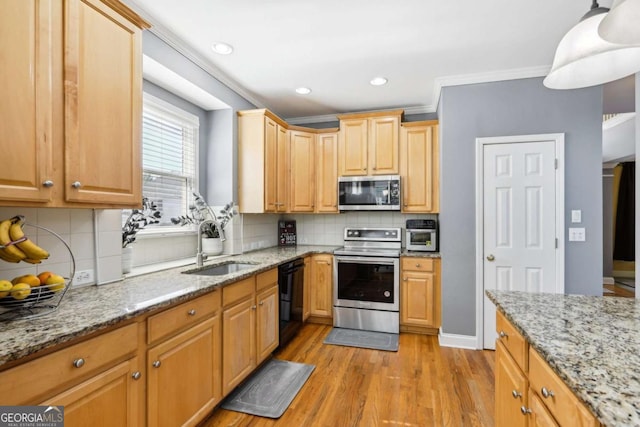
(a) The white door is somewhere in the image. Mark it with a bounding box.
[481,139,561,349]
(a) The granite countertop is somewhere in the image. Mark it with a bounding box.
[487,290,640,427]
[0,245,338,369]
[401,250,440,258]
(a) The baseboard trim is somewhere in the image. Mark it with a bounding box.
[603,277,615,285]
[438,328,479,349]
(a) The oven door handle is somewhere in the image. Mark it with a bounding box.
[334,256,398,265]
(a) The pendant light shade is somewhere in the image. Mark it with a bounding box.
[599,0,640,45]
[544,2,640,89]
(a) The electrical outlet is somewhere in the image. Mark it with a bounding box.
[73,269,95,286]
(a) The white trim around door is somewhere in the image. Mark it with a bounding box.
[475,133,565,349]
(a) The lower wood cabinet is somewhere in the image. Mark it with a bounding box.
[495,311,599,427]
[147,317,221,427]
[308,254,333,322]
[302,256,312,321]
[222,269,279,396]
[400,257,440,334]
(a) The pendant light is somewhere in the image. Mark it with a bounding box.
[599,0,640,45]
[544,0,640,89]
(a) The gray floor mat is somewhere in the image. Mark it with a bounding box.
[323,327,399,351]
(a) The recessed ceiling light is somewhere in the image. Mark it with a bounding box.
[295,87,312,95]
[370,77,388,86]
[212,42,233,55]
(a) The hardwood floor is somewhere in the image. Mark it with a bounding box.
[201,324,495,427]
[603,283,635,298]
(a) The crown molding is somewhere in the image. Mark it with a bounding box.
[431,65,551,109]
[125,0,266,110]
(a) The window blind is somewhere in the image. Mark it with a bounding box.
[139,95,199,229]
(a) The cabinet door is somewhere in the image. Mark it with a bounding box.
[316,132,338,212]
[303,256,311,321]
[222,298,256,395]
[64,0,142,205]
[400,270,435,327]
[0,0,54,203]
[42,357,142,427]
[256,284,279,364]
[276,125,289,212]
[495,342,528,427]
[369,116,399,175]
[528,390,560,427]
[310,254,333,318]
[339,119,368,176]
[289,131,315,212]
[264,117,278,212]
[147,316,221,427]
[400,122,439,213]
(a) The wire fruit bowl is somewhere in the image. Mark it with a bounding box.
[0,223,75,320]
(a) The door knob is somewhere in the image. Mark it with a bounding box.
[486,254,495,261]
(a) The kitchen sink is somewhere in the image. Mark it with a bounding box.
[184,262,258,276]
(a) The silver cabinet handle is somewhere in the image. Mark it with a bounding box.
[403,277,408,281]
[259,301,264,306]
[416,263,421,268]
[71,181,82,189]
[499,331,508,338]
[520,406,531,415]
[43,180,54,187]
[73,358,85,368]
[251,305,257,310]
[132,371,141,380]
[187,309,196,316]
[152,360,161,368]
[541,387,555,398]
[512,390,522,399]
[486,254,495,261]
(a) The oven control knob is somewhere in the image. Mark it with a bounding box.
[353,231,359,236]
[385,232,389,235]
[384,291,391,298]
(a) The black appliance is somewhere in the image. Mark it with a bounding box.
[278,258,305,348]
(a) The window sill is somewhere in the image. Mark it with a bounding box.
[124,254,231,279]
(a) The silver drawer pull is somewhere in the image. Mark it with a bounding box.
[512,390,522,399]
[43,180,54,187]
[415,263,421,268]
[71,181,82,189]
[187,309,196,316]
[152,360,161,368]
[132,371,141,380]
[499,331,508,338]
[72,358,85,368]
[541,387,555,398]
[520,406,531,415]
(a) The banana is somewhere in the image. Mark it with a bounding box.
[8,216,49,261]
[22,258,42,265]
[0,249,20,263]
[0,219,27,261]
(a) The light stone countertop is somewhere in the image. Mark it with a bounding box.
[486,290,640,427]
[400,250,440,258]
[0,245,338,368]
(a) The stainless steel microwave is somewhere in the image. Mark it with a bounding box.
[338,175,401,211]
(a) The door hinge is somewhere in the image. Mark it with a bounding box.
[555,238,558,248]
[554,159,558,169]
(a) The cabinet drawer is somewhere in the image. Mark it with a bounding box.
[148,291,221,344]
[529,349,598,427]
[401,257,434,272]
[256,268,277,292]
[496,310,528,372]
[223,277,256,307]
[0,323,138,405]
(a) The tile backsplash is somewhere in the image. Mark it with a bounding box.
[0,207,436,288]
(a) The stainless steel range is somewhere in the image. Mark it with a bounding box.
[333,227,401,334]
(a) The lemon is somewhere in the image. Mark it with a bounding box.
[11,283,31,300]
[0,280,12,298]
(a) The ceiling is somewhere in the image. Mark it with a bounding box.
[125,0,635,122]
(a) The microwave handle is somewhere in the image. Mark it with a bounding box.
[387,181,392,204]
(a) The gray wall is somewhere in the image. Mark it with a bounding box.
[142,31,255,205]
[603,167,615,278]
[439,77,603,336]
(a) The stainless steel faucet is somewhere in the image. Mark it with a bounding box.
[196,218,227,267]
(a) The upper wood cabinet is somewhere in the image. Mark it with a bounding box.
[337,110,402,176]
[289,130,316,213]
[400,121,439,213]
[0,0,149,208]
[315,131,339,213]
[238,110,290,213]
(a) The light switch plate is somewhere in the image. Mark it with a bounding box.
[571,210,582,223]
[568,228,586,242]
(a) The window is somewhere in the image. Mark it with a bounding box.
[137,94,199,231]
